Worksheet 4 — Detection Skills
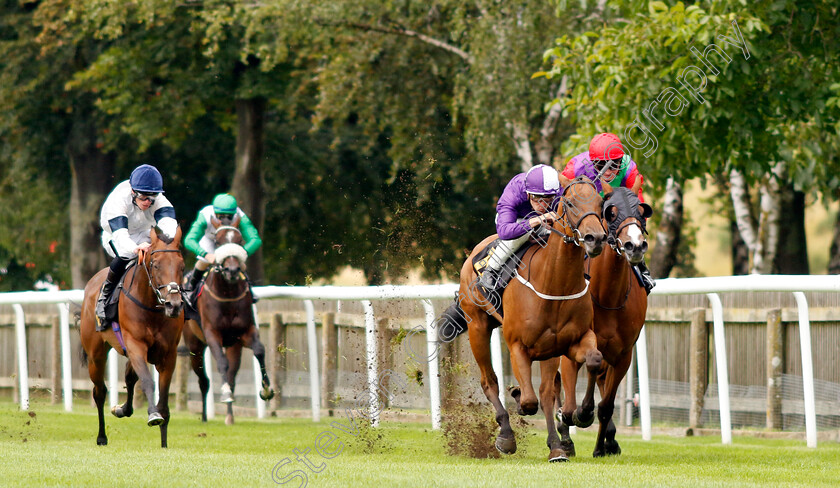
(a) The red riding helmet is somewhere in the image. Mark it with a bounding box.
[589,133,625,161]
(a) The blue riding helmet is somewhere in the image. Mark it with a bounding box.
[129,164,164,193]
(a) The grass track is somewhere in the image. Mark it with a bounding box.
[1,399,838,487]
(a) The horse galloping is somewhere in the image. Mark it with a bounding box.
[183,214,274,425]
[80,227,185,448]
[556,187,652,458]
[446,178,607,462]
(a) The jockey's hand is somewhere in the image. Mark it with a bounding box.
[529,212,558,228]
[135,242,151,254]
[204,253,216,264]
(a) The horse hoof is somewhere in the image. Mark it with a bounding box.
[548,449,569,463]
[97,437,108,446]
[559,439,576,458]
[147,412,164,426]
[605,439,621,456]
[508,386,521,401]
[573,408,595,428]
[494,435,517,455]
[221,395,234,404]
[259,388,275,401]
[225,415,234,426]
[111,405,132,418]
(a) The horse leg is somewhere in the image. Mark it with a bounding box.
[509,342,538,416]
[539,357,567,462]
[111,362,138,418]
[558,356,582,428]
[553,367,576,458]
[88,349,109,446]
[223,344,243,426]
[155,347,178,448]
[206,332,232,403]
[124,338,164,426]
[567,329,603,428]
[594,354,631,457]
[242,326,274,401]
[467,319,515,454]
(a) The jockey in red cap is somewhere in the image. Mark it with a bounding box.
[558,133,654,293]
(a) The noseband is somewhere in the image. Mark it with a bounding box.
[608,220,645,256]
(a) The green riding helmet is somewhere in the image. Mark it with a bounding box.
[212,193,238,214]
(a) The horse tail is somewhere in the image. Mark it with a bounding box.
[72,308,89,367]
[79,343,88,367]
[437,300,470,343]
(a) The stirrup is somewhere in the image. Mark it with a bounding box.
[479,269,499,290]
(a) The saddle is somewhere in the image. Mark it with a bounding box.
[95,262,136,332]
[470,238,538,317]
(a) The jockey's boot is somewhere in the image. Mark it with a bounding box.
[95,269,119,324]
[637,260,656,295]
[184,269,203,308]
[479,268,501,290]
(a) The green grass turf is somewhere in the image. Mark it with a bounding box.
[1,399,838,488]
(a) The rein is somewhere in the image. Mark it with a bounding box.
[122,248,182,313]
[202,267,250,304]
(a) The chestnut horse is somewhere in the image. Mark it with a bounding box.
[455,178,607,462]
[555,187,652,458]
[183,216,274,425]
[80,227,185,448]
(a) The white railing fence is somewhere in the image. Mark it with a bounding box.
[2,275,838,448]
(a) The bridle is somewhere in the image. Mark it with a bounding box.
[140,249,183,306]
[542,178,606,246]
[608,219,645,256]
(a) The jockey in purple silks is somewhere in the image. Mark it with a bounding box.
[478,164,561,290]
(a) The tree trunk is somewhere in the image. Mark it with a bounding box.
[649,177,682,279]
[730,218,750,275]
[752,164,784,274]
[231,97,266,284]
[774,188,809,274]
[829,200,840,274]
[508,121,533,171]
[67,113,114,288]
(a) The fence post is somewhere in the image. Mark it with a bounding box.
[689,307,708,430]
[175,343,190,411]
[766,308,784,430]
[268,313,286,410]
[377,318,395,408]
[321,312,337,414]
[51,316,61,405]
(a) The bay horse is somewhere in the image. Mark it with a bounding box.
[452,178,607,462]
[80,227,185,448]
[555,187,652,458]
[183,215,274,425]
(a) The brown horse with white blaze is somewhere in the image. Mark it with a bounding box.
[556,187,652,458]
[183,215,274,425]
[454,178,607,462]
[80,227,185,448]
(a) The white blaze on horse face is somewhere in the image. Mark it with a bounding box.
[626,223,644,247]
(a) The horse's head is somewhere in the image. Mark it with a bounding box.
[602,188,653,266]
[559,178,607,257]
[210,215,247,283]
[148,226,185,318]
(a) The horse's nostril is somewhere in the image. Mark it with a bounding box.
[641,241,649,253]
[624,242,635,253]
[584,234,595,243]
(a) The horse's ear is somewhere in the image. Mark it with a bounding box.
[603,204,619,222]
[232,214,241,228]
[154,225,174,245]
[639,203,653,219]
[210,216,221,229]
